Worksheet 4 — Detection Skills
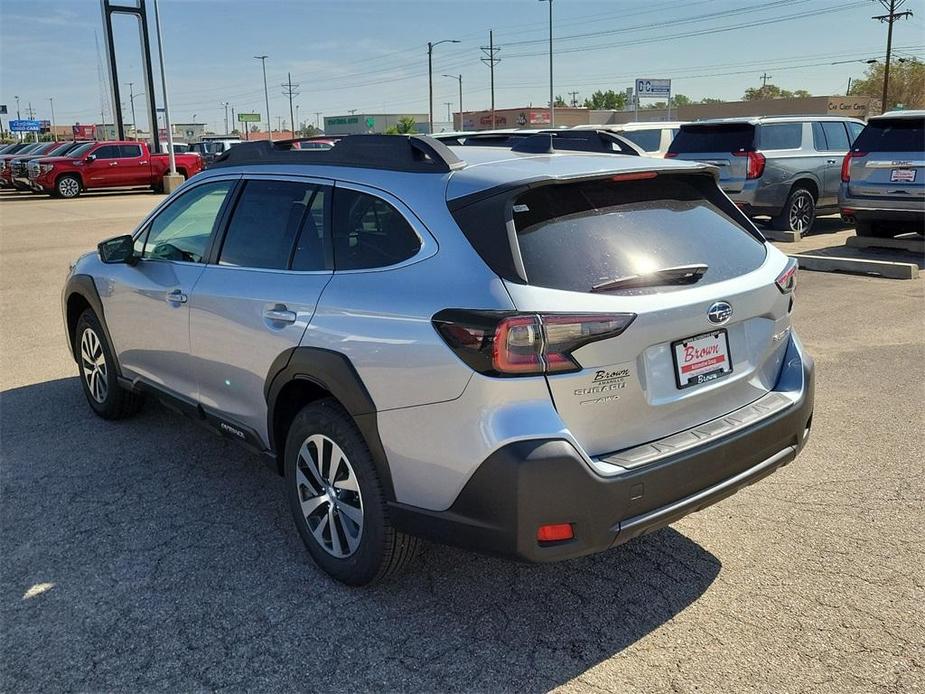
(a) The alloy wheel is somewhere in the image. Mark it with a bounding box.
[295,434,364,558]
[80,328,108,403]
[59,177,79,198]
[788,192,813,232]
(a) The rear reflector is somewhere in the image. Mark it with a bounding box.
[775,257,798,294]
[537,523,574,542]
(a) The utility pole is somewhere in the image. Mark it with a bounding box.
[480,30,500,129]
[126,82,137,139]
[760,71,772,87]
[568,90,579,108]
[48,97,57,141]
[254,55,271,141]
[315,112,322,130]
[444,102,453,123]
[427,39,460,134]
[443,74,462,129]
[539,0,554,127]
[27,102,37,141]
[281,72,300,138]
[295,104,300,135]
[847,77,852,96]
[872,0,913,111]
[231,105,235,132]
[222,101,229,134]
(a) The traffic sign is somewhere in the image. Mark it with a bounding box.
[635,79,671,99]
[9,119,42,132]
[237,113,261,123]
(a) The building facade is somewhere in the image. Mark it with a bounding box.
[323,114,430,135]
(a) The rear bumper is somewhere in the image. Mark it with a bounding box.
[839,188,925,222]
[390,335,814,562]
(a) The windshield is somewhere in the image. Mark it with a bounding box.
[669,124,755,153]
[65,143,95,158]
[854,117,924,153]
[620,129,662,152]
[46,142,75,156]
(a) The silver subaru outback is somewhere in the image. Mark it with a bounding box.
[62,135,814,585]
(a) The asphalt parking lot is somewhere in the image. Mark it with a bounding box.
[1,189,923,693]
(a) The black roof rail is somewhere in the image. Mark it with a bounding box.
[511,130,642,156]
[448,132,533,148]
[211,134,465,173]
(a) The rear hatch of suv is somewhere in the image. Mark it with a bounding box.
[844,114,924,203]
[666,123,757,193]
[448,169,793,459]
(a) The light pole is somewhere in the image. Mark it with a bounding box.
[539,0,554,127]
[14,96,20,141]
[443,74,462,129]
[427,39,459,134]
[125,82,138,139]
[222,101,229,134]
[255,55,271,142]
[48,97,57,142]
[152,0,178,180]
[295,104,300,136]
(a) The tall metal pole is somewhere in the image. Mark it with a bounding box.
[255,55,271,142]
[222,101,229,134]
[490,32,495,128]
[152,0,176,175]
[126,82,137,139]
[873,0,913,112]
[427,42,434,134]
[540,0,554,127]
[295,104,300,135]
[443,74,463,129]
[49,97,57,142]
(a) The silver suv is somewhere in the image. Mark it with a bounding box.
[839,110,924,237]
[668,116,865,234]
[62,135,814,585]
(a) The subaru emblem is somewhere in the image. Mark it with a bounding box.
[707,301,733,325]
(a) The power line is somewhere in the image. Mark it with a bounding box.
[872,0,913,108]
[281,72,300,137]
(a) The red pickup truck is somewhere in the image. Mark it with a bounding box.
[28,140,203,198]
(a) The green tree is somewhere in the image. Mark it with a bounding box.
[743,83,812,101]
[582,89,627,110]
[385,116,417,135]
[848,58,924,110]
[699,97,725,104]
[554,95,567,107]
[672,93,692,106]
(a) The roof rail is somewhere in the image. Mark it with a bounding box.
[211,134,465,173]
[511,130,641,156]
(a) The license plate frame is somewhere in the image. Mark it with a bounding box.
[890,168,916,183]
[671,329,733,390]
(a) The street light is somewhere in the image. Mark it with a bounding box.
[442,74,462,130]
[254,55,271,142]
[539,0,554,127]
[151,0,178,180]
[48,97,57,142]
[427,39,459,133]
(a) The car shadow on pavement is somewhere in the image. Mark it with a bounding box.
[2,377,721,693]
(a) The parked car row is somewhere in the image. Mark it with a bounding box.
[0,140,204,198]
[437,112,923,236]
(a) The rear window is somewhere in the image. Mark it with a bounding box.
[853,117,924,153]
[669,124,755,153]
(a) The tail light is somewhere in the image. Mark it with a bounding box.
[664,151,678,158]
[733,150,766,179]
[775,257,798,294]
[433,310,636,376]
[841,151,866,182]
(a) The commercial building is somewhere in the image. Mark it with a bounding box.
[323,113,432,136]
[457,96,878,131]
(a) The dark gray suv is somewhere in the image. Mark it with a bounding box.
[668,116,865,234]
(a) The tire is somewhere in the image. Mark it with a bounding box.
[284,398,421,585]
[74,310,143,419]
[772,186,816,234]
[855,219,898,238]
[56,174,81,199]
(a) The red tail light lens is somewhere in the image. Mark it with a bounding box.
[734,150,766,179]
[841,151,866,182]
[433,310,636,376]
[537,523,574,542]
[775,257,798,294]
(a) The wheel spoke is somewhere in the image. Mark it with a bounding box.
[311,511,330,545]
[328,508,344,556]
[300,493,328,518]
[299,441,326,488]
[336,499,362,526]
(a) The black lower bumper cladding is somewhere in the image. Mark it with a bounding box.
[390,350,814,563]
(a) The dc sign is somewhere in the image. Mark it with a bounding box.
[635,79,671,99]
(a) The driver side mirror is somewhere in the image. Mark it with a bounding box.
[86,154,96,162]
[98,235,137,265]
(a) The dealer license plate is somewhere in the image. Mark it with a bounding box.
[672,330,732,389]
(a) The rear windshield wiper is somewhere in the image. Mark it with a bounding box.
[591,264,708,292]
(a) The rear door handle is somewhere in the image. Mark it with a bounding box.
[108,161,119,166]
[263,305,297,324]
[166,289,188,304]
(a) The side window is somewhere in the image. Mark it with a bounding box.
[219,180,320,270]
[93,145,121,159]
[291,186,331,271]
[821,122,850,151]
[759,123,802,150]
[846,121,864,145]
[812,121,827,151]
[332,188,421,270]
[141,180,233,263]
[120,145,142,158]
[620,129,661,152]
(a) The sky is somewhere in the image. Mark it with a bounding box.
[1,0,923,135]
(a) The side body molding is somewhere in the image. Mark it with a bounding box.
[264,346,396,501]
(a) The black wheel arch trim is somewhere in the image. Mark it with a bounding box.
[65,273,122,377]
[265,346,396,500]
